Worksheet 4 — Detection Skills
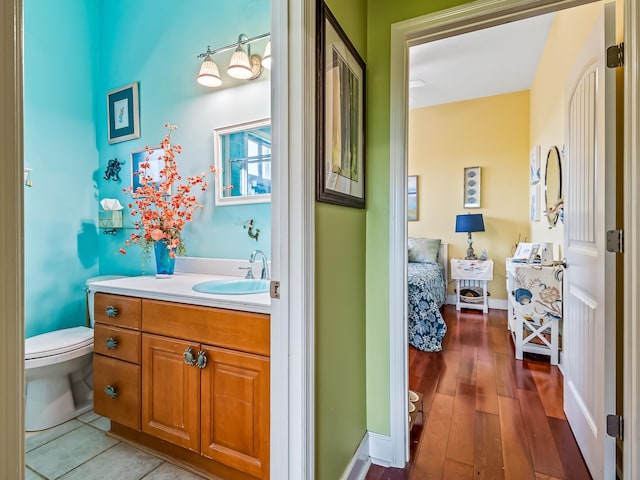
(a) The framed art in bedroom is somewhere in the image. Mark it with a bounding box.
[463,166,481,208]
[407,175,418,221]
[316,1,366,209]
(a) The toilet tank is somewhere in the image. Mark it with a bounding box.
[86,276,127,327]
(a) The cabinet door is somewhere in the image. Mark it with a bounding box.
[93,355,140,431]
[141,333,200,452]
[201,346,270,480]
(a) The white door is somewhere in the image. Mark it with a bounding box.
[563,4,617,479]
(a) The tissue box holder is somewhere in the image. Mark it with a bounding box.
[99,210,123,229]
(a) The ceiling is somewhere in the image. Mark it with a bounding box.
[409,12,555,109]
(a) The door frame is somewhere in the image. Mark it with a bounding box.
[388,0,639,476]
[0,0,316,478]
[0,0,25,478]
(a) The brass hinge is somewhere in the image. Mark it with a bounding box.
[606,414,623,440]
[606,229,624,253]
[270,280,280,299]
[607,43,624,68]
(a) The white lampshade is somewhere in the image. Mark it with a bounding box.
[197,55,222,87]
[227,46,253,79]
[262,41,271,70]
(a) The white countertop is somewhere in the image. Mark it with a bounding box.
[89,273,271,314]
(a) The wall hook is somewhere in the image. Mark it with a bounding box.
[244,219,260,241]
[104,158,125,182]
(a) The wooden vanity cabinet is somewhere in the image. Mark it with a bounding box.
[94,293,270,480]
[93,293,142,431]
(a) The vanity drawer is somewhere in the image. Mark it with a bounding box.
[94,293,141,330]
[94,324,141,364]
[142,299,270,356]
[93,355,141,431]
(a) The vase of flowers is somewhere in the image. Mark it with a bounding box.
[119,123,215,277]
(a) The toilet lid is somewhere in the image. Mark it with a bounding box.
[25,326,93,360]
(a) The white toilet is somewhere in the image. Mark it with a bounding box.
[24,275,125,431]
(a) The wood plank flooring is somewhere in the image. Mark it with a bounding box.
[365,305,591,480]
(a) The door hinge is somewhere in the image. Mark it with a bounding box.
[606,229,624,253]
[270,280,280,299]
[606,414,623,440]
[607,43,624,68]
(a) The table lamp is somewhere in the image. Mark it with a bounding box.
[455,213,485,260]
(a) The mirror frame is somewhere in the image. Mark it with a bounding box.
[214,118,271,206]
[544,145,563,227]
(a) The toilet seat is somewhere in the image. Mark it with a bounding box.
[25,326,93,360]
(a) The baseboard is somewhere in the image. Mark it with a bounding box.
[340,433,372,480]
[367,431,392,467]
[445,295,507,310]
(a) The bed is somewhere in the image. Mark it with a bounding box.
[407,240,448,352]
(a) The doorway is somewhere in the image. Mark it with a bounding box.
[388,0,630,476]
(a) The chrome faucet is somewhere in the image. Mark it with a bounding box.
[249,250,269,280]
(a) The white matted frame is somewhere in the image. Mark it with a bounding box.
[463,166,481,208]
[388,0,639,474]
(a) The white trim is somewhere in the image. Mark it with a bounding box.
[624,1,640,479]
[367,431,393,467]
[0,0,25,479]
[389,0,613,469]
[271,0,316,478]
[339,434,372,480]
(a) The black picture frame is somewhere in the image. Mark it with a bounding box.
[107,82,140,144]
[316,2,366,208]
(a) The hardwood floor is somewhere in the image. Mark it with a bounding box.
[366,305,591,480]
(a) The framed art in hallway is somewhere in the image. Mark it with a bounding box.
[316,1,366,209]
[107,82,140,144]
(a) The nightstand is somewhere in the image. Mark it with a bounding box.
[450,258,494,313]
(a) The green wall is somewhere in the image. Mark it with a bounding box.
[315,0,368,478]
[365,0,476,435]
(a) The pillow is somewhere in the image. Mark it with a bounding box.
[408,237,441,263]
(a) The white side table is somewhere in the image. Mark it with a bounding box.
[451,259,494,313]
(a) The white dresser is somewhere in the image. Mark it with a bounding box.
[505,258,563,364]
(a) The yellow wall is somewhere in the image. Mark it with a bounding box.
[529,2,605,257]
[408,91,531,300]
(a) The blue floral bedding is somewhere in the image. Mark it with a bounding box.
[408,262,447,352]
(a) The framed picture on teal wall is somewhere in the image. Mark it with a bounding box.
[316,1,366,209]
[107,82,140,144]
[131,145,170,194]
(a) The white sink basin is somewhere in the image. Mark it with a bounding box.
[192,278,270,295]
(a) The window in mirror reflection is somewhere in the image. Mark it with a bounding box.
[214,119,271,205]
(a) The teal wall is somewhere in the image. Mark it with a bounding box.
[23,0,271,336]
[315,0,368,478]
[23,0,100,338]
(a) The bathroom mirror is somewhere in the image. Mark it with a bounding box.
[214,118,271,206]
[544,146,563,227]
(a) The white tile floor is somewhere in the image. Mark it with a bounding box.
[25,411,206,479]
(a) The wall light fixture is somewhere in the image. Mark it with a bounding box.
[197,33,271,88]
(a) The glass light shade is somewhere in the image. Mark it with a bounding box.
[262,41,271,70]
[227,47,253,79]
[197,56,222,87]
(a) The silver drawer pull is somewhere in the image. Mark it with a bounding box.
[105,305,119,318]
[105,337,118,350]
